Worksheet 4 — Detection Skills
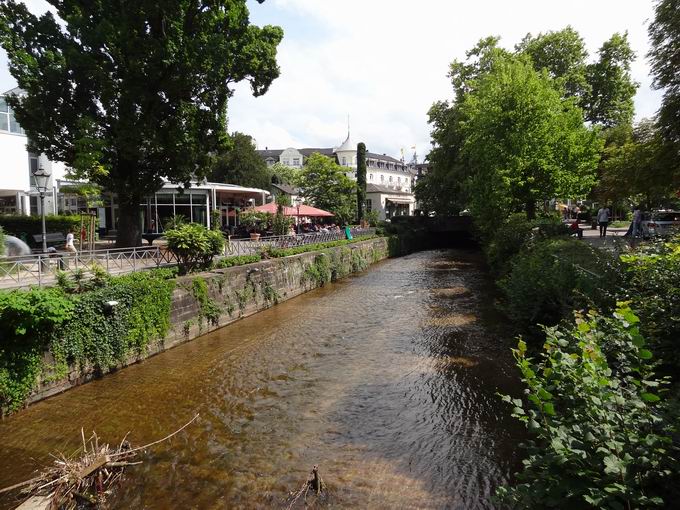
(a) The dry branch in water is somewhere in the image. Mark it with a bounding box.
[285,465,328,509]
[0,414,199,510]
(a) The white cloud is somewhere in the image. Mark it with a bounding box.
[229,0,663,159]
[1,0,663,160]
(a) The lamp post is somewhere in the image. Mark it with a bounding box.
[32,165,51,253]
[294,197,302,233]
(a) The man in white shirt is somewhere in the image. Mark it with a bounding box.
[597,206,611,238]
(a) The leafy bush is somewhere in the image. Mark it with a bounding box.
[620,235,680,374]
[0,215,81,242]
[365,210,380,227]
[261,235,377,258]
[500,238,621,336]
[239,210,272,232]
[165,223,224,274]
[0,288,74,413]
[214,255,262,268]
[272,211,293,235]
[497,304,675,508]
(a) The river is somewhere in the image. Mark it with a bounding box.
[0,249,523,509]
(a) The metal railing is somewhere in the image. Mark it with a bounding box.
[224,227,376,257]
[0,246,177,289]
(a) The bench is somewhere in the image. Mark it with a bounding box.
[31,233,66,247]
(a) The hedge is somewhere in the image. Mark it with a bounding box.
[0,214,82,240]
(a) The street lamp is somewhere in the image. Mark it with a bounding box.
[294,196,303,233]
[32,164,51,253]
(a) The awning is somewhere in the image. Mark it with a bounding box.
[386,197,413,204]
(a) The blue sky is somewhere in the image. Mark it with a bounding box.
[1,0,663,160]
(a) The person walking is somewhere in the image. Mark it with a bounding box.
[597,205,611,238]
[65,228,77,253]
[631,206,642,239]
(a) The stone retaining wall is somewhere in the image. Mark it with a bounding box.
[27,237,389,406]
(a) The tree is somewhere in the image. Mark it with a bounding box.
[648,0,680,145]
[583,33,638,128]
[0,1,283,246]
[270,162,300,185]
[598,119,679,207]
[461,56,601,235]
[516,26,590,100]
[297,153,356,225]
[356,142,367,221]
[209,132,271,190]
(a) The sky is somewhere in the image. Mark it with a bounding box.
[0,0,663,161]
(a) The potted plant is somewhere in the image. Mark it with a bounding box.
[240,210,270,239]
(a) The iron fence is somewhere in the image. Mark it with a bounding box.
[224,228,376,257]
[0,246,177,289]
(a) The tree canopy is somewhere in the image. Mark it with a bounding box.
[648,0,680,145]
[297,153,356,225]
[461,56,601,235]
[208,132,271,190]
[356,142,367,221]
[0,0,283,246]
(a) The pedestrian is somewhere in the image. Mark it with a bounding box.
[632,206,642,238]
[597,205,611,238]
[65,228,77,253]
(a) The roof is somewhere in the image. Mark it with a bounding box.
[272,182,301,195]
[256,149,283,160]
[299,148,335,157]
[366,183,412,195]
[366,152,403,165]
[160,180,270,195]
[335,131,354,152]
[3,87,25,96]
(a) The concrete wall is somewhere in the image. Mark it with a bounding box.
[27,237,389,406]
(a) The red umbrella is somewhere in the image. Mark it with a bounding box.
[253,203,333,217]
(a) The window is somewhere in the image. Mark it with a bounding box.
[283,159,290,165]
[292,158,300,166]
[365,199,372,212]
[342,156,347,166]
[389,175,393,182]
[369,174,373,181]
[398,176,401,183]
[0,97,24,134]
[380,174,384,182]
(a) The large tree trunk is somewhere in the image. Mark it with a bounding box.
[115,194,143,248]
[525,200,536,220]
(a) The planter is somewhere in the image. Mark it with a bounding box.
[250,233,261,241]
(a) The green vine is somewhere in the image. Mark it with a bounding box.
[191,277,221,327]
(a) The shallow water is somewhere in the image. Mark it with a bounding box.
[0,249,523,509]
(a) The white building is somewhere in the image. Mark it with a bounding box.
[257,131,417,220]
[0,88,68,216]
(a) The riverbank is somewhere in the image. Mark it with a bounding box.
[7,237,389,414]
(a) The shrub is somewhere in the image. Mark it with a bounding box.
[214,255,262,268]
[365,210,380,227]
[0,215,81,243]
[620,235,680,375]
[239,210,272,233]
[497,304,675,508]
[500,238,621,336]
[165,223,224,274]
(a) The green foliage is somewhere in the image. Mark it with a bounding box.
[239,210,272,232]
[272,205,293,235]
[302,254,333,287]
[364,210,380,227]
[620,235,680,374]
[356,142,367,221]
[214,255,262,268]
[0,215,81,239]
[497,305,675,508]
[261,235,378,259]
[648,0,680,147]
[298,153,357,224]
[485,213,537,276]
[500,238,621,335]
[260,280,280,305]
[0,0,283,246]
[461,55,601,235]
[0,288,74,413]
[165,223,224,274]
[270,162,300,186]
[191,277,221,327]
[0,269,174,413]
[209,132,272,190]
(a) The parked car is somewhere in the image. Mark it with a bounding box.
[640,210,680,238]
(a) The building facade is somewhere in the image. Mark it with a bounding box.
[257,132,418,220]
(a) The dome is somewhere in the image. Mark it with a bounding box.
[335,130,355,153]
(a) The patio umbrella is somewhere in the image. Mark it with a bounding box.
[253,203,334,217]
